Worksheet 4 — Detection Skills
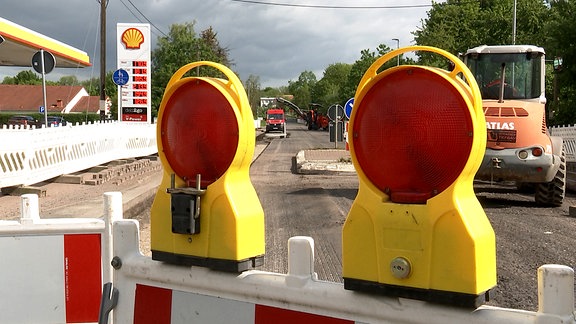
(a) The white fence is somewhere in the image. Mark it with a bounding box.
[0,121,157,189]
[550,125,576,162]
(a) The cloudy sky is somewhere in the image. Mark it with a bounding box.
[1,0,440,88]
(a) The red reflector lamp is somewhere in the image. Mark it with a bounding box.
[533,147,543,157]
[343,46,496,308]
[151,61,265,272]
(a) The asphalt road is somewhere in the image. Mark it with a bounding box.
[252,121,353,282]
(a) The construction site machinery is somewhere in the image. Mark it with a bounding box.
[275,97,329,130]
[307,104,330,131]
[463,45,566,207]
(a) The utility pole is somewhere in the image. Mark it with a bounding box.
[100,0,107,120]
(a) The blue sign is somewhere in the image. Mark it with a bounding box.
[112,69,129,86]
[39,106,45,113]
[344,98,354,119]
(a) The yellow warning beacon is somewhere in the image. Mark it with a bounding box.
[151,61,264,272]
[343,46,496,307]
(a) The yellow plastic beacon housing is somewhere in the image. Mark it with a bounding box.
[151,61,265,272]
[342,46,496,307]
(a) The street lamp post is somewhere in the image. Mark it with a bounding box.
[512,0,517,44]
[392,38,400,66]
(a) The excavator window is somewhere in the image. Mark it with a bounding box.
[466,52,542,100]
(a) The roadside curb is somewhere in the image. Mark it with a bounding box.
[295,149,356,175]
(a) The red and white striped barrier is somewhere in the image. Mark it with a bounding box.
[2,192,575,323]
[132,283,358,324]
[0,193,121,324]
[110,207,575,324]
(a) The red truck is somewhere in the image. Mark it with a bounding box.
[265,108,286,137]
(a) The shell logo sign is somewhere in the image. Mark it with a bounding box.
[121,28,144,49]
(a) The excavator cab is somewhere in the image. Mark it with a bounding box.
[465,47,544,102]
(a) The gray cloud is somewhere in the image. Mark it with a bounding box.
[1,0,434,87]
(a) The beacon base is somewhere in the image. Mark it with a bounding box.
[152,250,264,273]
[344,278,493,309]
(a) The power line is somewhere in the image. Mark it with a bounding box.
[122,0,168,37]
[118,0,145,24]
[228,0,434,9]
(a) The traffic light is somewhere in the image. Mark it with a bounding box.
[150,61,264,272]
[342,46,496,307]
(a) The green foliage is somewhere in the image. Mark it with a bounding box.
[2,70,42,85]
[260,87,283,98]
[340,45,400,102]
[151,22,232,118]
[287,71,318,112]
[58,75,79,86]
[244,74,261,117]
[413,0,548,66]
[339,49,377,103]
[412,0,576,125]
[79,71,118,119]
[312,63,352,107]
[545,0,576,125]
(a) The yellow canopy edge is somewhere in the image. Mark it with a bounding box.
[0,17,91,68]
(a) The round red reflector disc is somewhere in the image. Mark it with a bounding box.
[352,67,473,203]
[161,80,238,187]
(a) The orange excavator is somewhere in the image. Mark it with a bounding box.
[463,45,566,206]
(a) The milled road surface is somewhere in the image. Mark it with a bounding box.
[252,123,353,282]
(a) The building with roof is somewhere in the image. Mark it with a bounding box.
[0,84,103,114]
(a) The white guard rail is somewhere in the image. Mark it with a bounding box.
[550,125,576,162]
[0,121,157,189]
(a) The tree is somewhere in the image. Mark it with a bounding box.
[260,86,283,98]
[151,22,232,117]
[2,70,42,85]
[312,63,352,107]
[287,71,317,112]
[58,75,79,86]
[544,0,576,125]
[340,44,398,101]
[244,74,261,118]
[413,0,548,66]
[80,71,118,119]
[200,26,231,67]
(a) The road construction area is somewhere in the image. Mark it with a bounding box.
[1,120,576,312]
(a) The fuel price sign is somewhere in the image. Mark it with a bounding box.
[117,23,151,122]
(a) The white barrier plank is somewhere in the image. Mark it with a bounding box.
[0,193,121,324]
[0,235,64,323]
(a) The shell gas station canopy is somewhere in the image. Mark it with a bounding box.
[0,17,90,68]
